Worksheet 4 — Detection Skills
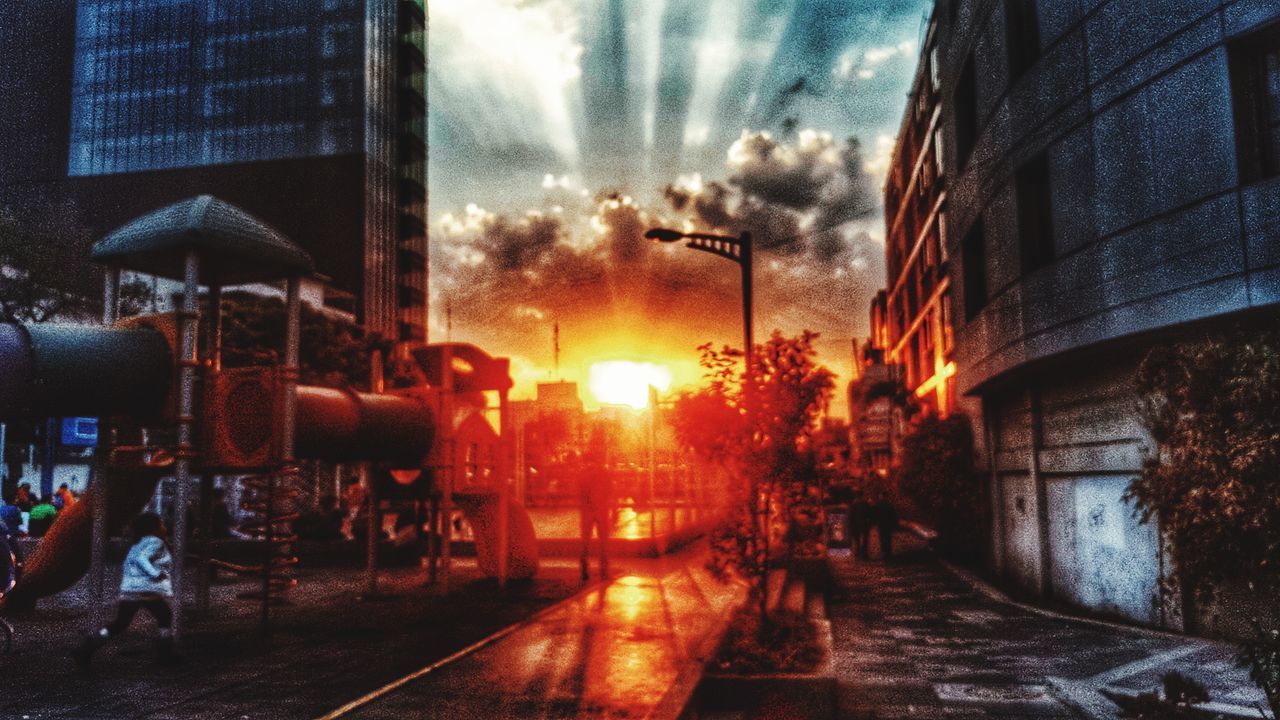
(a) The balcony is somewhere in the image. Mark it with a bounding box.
[398,246,427,274]
[398,284,427,308]
[398,212,426,239]
[399,132,425,164]
[398,321,425,342]
[398,85,426,118]
[398,176,426,204]
[399,41,425,74]
[399,0,425,30]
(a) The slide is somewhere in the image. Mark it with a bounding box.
[1,448,171,612]
[452,490,539,580]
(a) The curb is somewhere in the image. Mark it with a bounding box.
[937,558,1202,644]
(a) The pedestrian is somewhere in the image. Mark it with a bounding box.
[0,503,24,538]
[578,434,614,582]
[872,492,898,560]
[27,496,57,537]
[13,483,32,513]
[849,490,873,560]
[0,504,23,588]
[73,513,177,669]
[54,482,76,510]
[342,477,366,520]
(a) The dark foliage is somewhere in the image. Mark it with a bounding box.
[712,607,824,675]
[1127,319,1280,715]
[1119,672,1209,719]
[894,414,982,560]
[217,291,391,390]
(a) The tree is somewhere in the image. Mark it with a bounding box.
[895,414,982,560]
[217,291,392,390]
[0,195,100,323]
[1127,317,1280,716]
[671,331,834,628]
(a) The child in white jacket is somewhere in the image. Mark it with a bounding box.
[74,512,175,669]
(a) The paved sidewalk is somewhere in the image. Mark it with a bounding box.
[830,536,1268,719]
[325,545,745,719]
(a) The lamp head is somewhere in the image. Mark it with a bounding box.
[645,227,685,243]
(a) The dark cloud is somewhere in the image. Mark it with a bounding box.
[661,129,878,265]
[481,213,564,272]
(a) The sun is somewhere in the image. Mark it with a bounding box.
[588,361,673,409]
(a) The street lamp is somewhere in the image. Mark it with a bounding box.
[645,228,753,355]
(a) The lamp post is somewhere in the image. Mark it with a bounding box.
[644,228,753,356]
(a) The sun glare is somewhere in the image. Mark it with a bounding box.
[588,361,672,409]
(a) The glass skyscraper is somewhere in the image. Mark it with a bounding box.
[49,0,428,341]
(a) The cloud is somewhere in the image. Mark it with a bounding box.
[661,128,878,264]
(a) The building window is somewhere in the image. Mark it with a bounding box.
[1005,0,1040,82]
[1229,22,1280,182]
[955,54,977,170]
[962,219,986,321]
[1016,153,1054,273]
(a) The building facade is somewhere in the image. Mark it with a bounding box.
[907,0,1280,631]
[0,0,428,341]
[882,24,957,418]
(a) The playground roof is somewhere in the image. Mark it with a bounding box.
[91,195,315,285]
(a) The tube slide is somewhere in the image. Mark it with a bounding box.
[452,491,539,580]
[1,448,171,611]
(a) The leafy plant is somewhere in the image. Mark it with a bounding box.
[217,291,392,390]
[672,331,834,629]
[1119,672,1210,720]
[894,413,982,560]
[1127,318,1280,715]
[1237,620,1280,718]
[712,607,824,675]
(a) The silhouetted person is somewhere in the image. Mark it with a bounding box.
[296,494,344,542]
[54,482,76,510]
[13,483,32,513]
[74,513,176,669]
[27,497,57,537]
[873,493,898,560]
[849,490,873,559]
[578,435,614,581]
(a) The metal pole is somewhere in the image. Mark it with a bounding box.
[197,284,221,616]
[497,390,510,589]
[440,346,454,593]
[648,387,657,548]
[171,250,200,641]
[363,463,379,597]
[739,231,753,356]
[90,267,120,629]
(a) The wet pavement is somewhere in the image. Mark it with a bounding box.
[327,545,744,719]
[0,558,586,719]
[829,535,1266,719]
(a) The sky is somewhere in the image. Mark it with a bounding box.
[427,0,933,410]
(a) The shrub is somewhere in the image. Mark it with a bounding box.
[711,607,824,675]
[895,414,982,560]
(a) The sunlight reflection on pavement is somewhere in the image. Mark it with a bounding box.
[341,551,744,719]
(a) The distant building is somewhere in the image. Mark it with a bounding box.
[905,0,1280,632]
[847,293,903,478]
[0,0,428,341]
[881,21,956,418]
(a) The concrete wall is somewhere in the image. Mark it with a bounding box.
[985,356,1171,626]
[926,0,1280,627]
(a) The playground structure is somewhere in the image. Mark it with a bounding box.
[0,196,536,637]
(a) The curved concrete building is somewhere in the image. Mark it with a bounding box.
[909,0,1280,629]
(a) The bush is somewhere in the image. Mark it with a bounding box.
[895,414,982,560]
[711,607,824,675]
[1127,319,1280,716]
[1118,672,1210,720]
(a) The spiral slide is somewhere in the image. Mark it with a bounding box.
[452,491,539,581]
